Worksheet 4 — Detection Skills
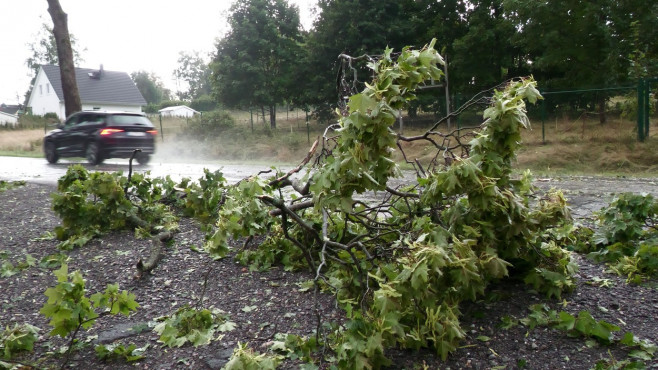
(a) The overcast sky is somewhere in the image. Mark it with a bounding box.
[0,0,317,105]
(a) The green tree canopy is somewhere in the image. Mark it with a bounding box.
[174,51,211,101]
[131,71,171,106]
[26,23,85,78]
[303,0,416,120]
[25,22,84,105]
[504,0,644,122]
[505,0,620,89]
[210,0,304,129]
[451,0,519,94]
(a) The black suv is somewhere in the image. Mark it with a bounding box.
[44,111,157,165]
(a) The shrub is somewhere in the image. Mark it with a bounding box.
[178,110,235,140]
[190,94,217,112]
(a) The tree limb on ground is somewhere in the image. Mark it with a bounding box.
[127,214,175,279]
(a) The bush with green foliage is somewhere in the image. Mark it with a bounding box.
[584,193,658,283]
[202,40,578,367]
[190,94,217,112]
[143,103,159,114]
[178,110,235,141]
[51,165,179,250]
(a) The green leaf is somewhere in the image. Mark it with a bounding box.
[410,261,429,290]
[555,311,575,331]
[218,321,237,332]
[628,349,652,360]
[348,93,378,115]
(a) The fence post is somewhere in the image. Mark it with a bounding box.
[456,93,462,129]
[638,79,646,142]
[306,111,310,145]
[540,96,546,144]
[644,79,651,139]
[159,113,164,142]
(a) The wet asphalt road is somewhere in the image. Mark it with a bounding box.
[0,156,277,185]
[3,156,658,220]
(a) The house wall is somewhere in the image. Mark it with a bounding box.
[160,106,198,118]
[0,112,18,127]
[27,69,61,118]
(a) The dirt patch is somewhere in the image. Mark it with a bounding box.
[1,178,657,369]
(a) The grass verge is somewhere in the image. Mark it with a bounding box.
[2,115,657,177]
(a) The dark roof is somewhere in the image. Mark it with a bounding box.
[41,65,147,106]
[0,104,22,115]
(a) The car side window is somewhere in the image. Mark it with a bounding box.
[63,115,79,129]
[79,114,104,126]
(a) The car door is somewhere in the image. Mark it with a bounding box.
[75,113,105,151]
[65,113,105,155]
[56,113,83,155]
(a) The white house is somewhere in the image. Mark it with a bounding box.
[0,111,18,127]
[158,105,199,118]
[27,65,147,120]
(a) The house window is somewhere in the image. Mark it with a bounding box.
[47,84,50,94]
[39,85,43,95]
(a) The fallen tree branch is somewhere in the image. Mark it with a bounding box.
[268,138,319,192]
[269,200,314,216]
[135,230,174,279]
[127,214,175,279]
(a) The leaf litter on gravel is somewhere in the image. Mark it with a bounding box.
[0,181,657,369]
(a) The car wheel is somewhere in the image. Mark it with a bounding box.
[45,141,59,164]
[86,142,104,165]
[136,153,151,165]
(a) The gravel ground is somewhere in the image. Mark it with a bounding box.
[1,176,657,369]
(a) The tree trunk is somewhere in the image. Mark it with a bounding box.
[47,0,81,118]
[598,95,607,124]
[269,105,276,129]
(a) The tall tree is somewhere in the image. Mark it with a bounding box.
[405,0,469,117]
[46,0,81,117]
[173,51,211,101]
[607,0,658,79]
[304,0,416,119]
[505,0,637,122]
[131,71,171,105]
[211,0,304,129]
[451,0,520,95]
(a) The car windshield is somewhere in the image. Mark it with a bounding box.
[108,114,153,127]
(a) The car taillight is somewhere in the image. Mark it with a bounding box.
[100,128,124,136]
[147,130,158,136]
